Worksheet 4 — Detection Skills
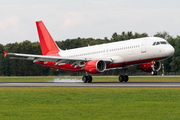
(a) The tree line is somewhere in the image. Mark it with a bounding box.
[0,31,179,76]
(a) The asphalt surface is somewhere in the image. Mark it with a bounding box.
[0,82,180,87]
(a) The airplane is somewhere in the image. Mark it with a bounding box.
[3,21,175,83]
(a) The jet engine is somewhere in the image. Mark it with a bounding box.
[140,61,161,75]
[84,60,106,74]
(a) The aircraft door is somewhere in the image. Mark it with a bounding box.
[141,39,148,53]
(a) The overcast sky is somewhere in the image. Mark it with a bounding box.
[0,0,180,45]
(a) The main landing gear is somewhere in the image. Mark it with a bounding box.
[82,73,92,83]
[82,67,129,83]
[119,67,129,82]
[119,75,129,82]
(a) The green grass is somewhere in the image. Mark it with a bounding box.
[1,76,180,82]
[0,87,180,120]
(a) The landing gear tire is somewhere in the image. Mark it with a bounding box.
[119,75,124,82]
[119,75,129,82]
[82,75,92,83]
[151,71,158,75]
[87,75,92,83]
[82,76,88,83]
[154,71,157,75]
[119,67,129,82]
[124,75,129,82]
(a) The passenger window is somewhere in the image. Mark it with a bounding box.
[153,42,156,46]
[156,42,160,45]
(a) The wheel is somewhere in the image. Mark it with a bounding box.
[151,71,154,75]
[87,75,92,83]
[154,71,157,75]
[124,75,129,82]
[82,76,88,83]
[119,75,124,82]
[151,71,158,75]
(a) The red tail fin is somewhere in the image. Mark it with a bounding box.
[36,21,60,56]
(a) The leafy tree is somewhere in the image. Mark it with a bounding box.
[170,36,180,72]
[140,33,148,38]
[1,44,12,76]
[154,31,171,40]
[111,32,118,41]
[127,31,133,39]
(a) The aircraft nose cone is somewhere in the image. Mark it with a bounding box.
[166,45,175,57]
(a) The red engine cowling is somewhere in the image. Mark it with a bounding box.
[84,60,106,74]
[140,61,161,73]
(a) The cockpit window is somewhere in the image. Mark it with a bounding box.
[153,41,168,46]
[156,42,160,45]
[153,42,156,46]
[160,41,167,44]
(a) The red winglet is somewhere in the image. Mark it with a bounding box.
[3,51,8,57]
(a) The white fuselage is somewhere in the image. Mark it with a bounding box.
[59,37,174,67]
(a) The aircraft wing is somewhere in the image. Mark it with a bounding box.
[4,51,112,66]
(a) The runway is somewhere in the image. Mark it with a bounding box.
[1,82,180,87]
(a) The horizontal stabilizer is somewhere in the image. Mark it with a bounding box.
[3,51,8,57]
[9,57,32,61]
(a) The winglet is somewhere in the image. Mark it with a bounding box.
[3,51,8,57]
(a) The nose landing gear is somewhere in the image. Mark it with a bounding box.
[151,61,158,75]
[151,71,157,75]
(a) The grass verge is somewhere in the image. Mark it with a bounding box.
[0,87,180,120]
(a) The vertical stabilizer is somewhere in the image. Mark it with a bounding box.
[36,21,60,56]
